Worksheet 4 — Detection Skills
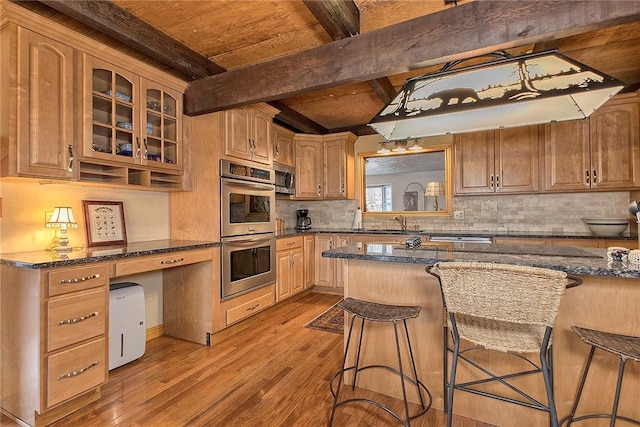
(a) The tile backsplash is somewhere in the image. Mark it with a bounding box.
[276,191,633,234]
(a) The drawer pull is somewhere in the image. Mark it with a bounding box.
[246,303,260,311]
[160,257,185,264]
[57,361,99,380]
[59,273,100,284]
[58,311,99,326]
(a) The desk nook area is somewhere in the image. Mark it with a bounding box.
[0,241,219,427]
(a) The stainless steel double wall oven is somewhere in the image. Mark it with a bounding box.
[220,159,276,299]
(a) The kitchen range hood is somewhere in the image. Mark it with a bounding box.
[368,50,625,140]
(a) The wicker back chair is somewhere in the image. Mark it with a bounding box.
[428,261,581,427]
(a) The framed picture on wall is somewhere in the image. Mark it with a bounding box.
[82,200,127,247]
[403,191,418,211]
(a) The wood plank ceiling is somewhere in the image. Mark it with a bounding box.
[18,0,640,136]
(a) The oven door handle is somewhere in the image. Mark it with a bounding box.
[222,236,274,248]
[222,178,275,192]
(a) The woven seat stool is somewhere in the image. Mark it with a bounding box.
[328,297,432,426]
[428,262,582,427]
[561,326,640,426]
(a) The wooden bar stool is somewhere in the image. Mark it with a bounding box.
[562,326,640,426]
[328,297,432,426]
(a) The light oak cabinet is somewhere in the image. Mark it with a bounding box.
[1,25,75,180]
[78,54,184,189]
[544,93,640,192]
[272,124,295,166]
[294,132,356,199]
[276,236,305,301]
[216,284,276,329]
[455,126,540,194]
[303,235,315,289]
[223,104,278,165]
[0,262,109,427]
[315,234,351,288]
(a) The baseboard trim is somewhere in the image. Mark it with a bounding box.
[146,324,163,341]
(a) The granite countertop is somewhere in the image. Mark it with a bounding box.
[0,240,220,269]
[322,241,640,278]
[276,227,639,241]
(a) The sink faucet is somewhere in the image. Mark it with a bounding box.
[392,215,407,231]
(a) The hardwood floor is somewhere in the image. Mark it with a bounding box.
[1,291,495,427]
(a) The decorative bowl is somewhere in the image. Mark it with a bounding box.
[582,217,629,236]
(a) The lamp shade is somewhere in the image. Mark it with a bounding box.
[368,51,624,140]
[46,207,78,228]
[425,181,444,197]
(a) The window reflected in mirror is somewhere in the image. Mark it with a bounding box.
[358,145,452,216]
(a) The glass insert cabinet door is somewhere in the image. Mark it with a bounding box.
[142,83,181,170]
[358,144,452,216]
[88,61,138,163]
[83,55,182,171]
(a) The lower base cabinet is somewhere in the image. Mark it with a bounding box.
[276,236,304,301]
[315,234,351,289]
[215,283,276,330]
[0,262,109,427]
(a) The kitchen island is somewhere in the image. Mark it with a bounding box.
[323,241,640,427]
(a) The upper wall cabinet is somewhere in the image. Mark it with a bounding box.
[544,93,640,192]
[294,132,356,200]
[223,104,279,165]
[272,124,295,166]
[77,54,185,189]
[2,2,188,191]
[454,126,540,195]
[80,55,183,171]
[1,25,75,180]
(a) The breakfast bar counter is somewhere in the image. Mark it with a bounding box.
[323,241,640,427]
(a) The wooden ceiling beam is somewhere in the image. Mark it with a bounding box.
[269,101,328,134]
[35,0,224,79]
[184,0,640,115]
[303,0,359,39]
[304,1,397,105]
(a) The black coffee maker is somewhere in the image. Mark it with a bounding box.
[295,209,312,231]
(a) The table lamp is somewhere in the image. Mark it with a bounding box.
[425,182,443,211]
[46,206,78,252]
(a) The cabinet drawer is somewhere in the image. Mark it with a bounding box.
[225,287,275,326]
[47,288,107,352]
[46,337,106,408]
[113,249,212,276]
[276,236,303,251]
[48,263,108,297]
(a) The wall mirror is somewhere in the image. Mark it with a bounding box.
[357,144,452,216]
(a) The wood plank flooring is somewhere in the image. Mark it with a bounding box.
[2,291,495,427]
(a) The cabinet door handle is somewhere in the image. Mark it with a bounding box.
[58,311,99,326]
[593,169,597,184]
[160,257,185,265]
[246,303,260,311]
[585,170,590,185]
[66,145,74,172]
[58,361,99,380]
[59,273,101,284]
[496,175,499,188]
[490,175,494,189]
[317,184,322,195]
[143,138,148,160]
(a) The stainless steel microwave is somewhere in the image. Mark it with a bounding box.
[273,162,295,195]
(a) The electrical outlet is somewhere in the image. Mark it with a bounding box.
[453,210,464,220]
